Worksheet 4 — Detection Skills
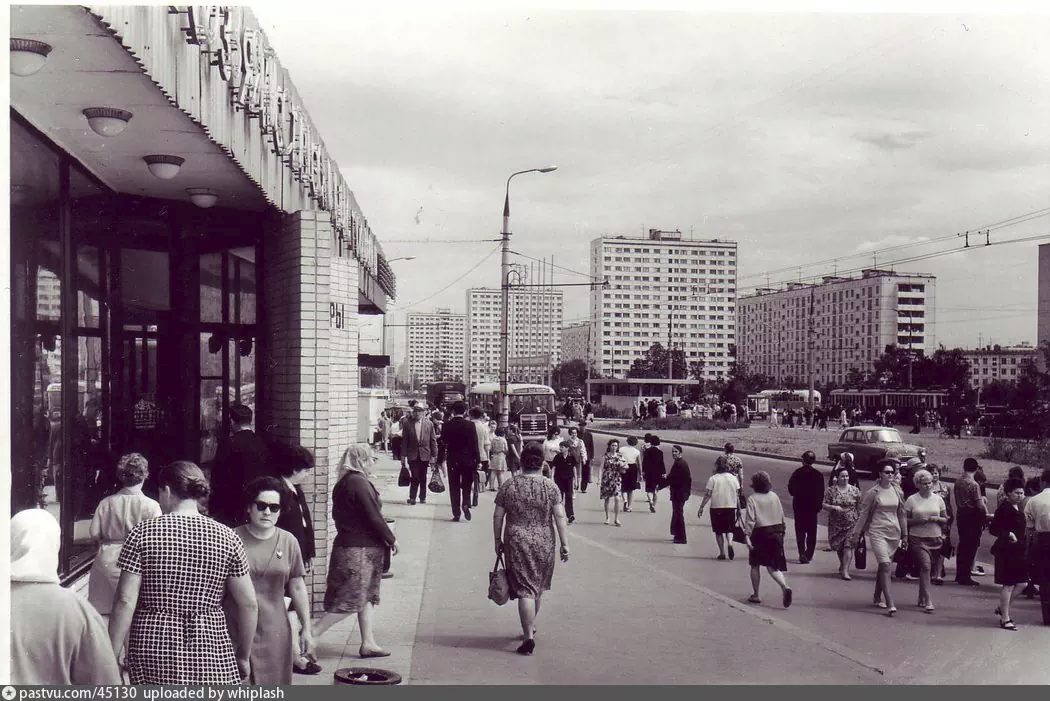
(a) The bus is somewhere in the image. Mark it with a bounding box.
[468,382,557,441]
[747,389,821,419]
[426,381,466,412]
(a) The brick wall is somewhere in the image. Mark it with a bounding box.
[261,210,359,611]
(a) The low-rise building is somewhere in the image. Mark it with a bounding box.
[961,345,1039,389]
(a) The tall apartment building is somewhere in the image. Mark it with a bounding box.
[465,288,563,387]
[961,345,1039,389]
[1039,244,1050,363]
[560,322,591,363]
[737,269,937,386]
[405,309,465,384]
[589,230,737,379]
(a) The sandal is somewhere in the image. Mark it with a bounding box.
[999,619,1017,631]
[747,594,762,604]
[873,600,888,609]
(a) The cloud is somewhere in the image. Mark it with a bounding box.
[853,235,932,253]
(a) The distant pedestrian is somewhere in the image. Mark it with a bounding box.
[87,453,161,616]
[787,451,826,564]
[388,412,404,460]
[551,441,578,524]
[210,404,270,526]
[743,471,793,608]
[312,446,398,659]
[494,443,571,655]
[904,469,948,613]
[662,445,692,544]
[851,460,908,617]
[10,509,122,685]
[489,428,510,490]
[698,457,741,559]
[506,424,523,475]
[441,401,482,522]
[600,439,626,526]
[990,477,1028,630]
[577,420,595,493]
[566,425,588,491]
[402,404,438,506]
[470,408,491,503]
[823,467,862,580]
[715,442,744,489]
[829,451,860,487]
[840,408,848,429]
[642,434,666,513]
[542,426,562,466]
[618,436,643,512]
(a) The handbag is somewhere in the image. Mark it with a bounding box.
[397,464,411,487]
[854,536,867,570]
[488,551,511,606]
[737,492,747,511]
[428,464,446,494]
[731,516,748,545]
[940,532,954,559]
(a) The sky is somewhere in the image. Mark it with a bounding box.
[251,3,1050,360]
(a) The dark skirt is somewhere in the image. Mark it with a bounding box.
[643,470,664,493]
[324,545,385,614]
[748,524,788,571]
[710,508,736,535]
[995,545,1028,586]
[622,466,640,492]
[390,436,403,460]
[1030,533,1050,582]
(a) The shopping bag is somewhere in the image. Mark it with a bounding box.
[488,551,511,606]
[397,465,411,487]
[939,533,954,559]
[854,537,867,570]
[731,512,748,544]
[428,464,446,494]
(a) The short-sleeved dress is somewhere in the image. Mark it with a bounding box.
[118,513,249,685]
[823,484,862,551]
[489,436,508,472]
[864,487,903,565]
[495,474,563,599]
[600,454,626,499]
[225,527,304,686]
[88,488,162,615]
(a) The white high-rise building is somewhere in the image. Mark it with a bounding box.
[589,230,737,379]
[560,322,591,363]
[466,288,563,387]
[406,309,465,385]
[737,269,937,386]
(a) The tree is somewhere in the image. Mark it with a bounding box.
[978,379,1016,406]
[430,359,449,381]
[843,367,868,390]
[627,343,686,379]
[551,359,589,395]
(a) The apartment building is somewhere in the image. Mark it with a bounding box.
[961,345,1039,389]
[560,321,591,363]
[737,269,937,386]
[589,229,737,379]
[466,288,563,387]
[406,309,466,384]
[1039,244,1050,364]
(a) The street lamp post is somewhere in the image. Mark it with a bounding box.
[500,166,557,429]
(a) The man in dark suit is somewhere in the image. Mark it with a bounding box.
[210,403,269,526]
[402,404,439,505]
[578,420,596,493]
[788,450,826,564]
[441,400,481,522]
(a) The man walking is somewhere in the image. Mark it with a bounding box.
[577,420,595,493]
[1023,468,1050,624]
[402,404,438,505]
[954,457,988,586]
[787,451,825,564]
[664,445,693,544]
[565,425,589,492]
[441,401,481,522]
[211,403,269,526]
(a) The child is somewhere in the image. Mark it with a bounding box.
[87,453,161,616]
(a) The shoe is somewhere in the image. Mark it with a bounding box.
[728,545,735,561]
[885,607,897,618]
[604,519,610,525]
[614,520,622,527]
[464,507,472,522]
[932,578,944,586]
[783,588,793,609]
[717,554,727,561]
[293,659,323,675]
[516,639,536,655]
[905,574,919,581]
[472,499,479,507]
[381,572,394,579]
[999,619,1017,631]
[971,567,987,577]
[956,579,981,587]
[873,600,888,609]
[359,647,391,658]
[672,539,688,545]
[798,558,809,565]
[924,604,935,613]
[841,573,852,581]
[568,516,575,524]
[407,499,416,505]
[649,503,656,513]
[747,594,762,604]
[452,515,461,522]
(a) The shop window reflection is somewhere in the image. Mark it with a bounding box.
[69,336,107,568]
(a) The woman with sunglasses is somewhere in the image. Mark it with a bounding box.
[224,477,314,684]
[927,464,953,585]
[851,459,908,617]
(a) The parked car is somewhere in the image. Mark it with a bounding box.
[827,425,923,475]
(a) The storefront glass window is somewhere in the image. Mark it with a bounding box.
[200,252,223,323]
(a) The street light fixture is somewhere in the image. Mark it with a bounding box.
[499,166,558,429]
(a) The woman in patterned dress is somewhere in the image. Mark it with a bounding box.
[109,461,259,684]
[823,466,862,580]
[928,464,953,585]
[493,443,571,656]
[600,439,626,526]
[224,477,315,684]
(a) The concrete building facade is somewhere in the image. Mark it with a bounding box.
[406,309,465,385]
[1039,244,1050,363]
[737,270,936,386]
[961,345,1039,389]
[589,230,737,379]
[560,321,591,364]
[465,288,563,387]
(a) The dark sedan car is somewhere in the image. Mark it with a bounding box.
[828,425,923,475]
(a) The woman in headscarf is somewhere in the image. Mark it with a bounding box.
[10,509,122,685]
[313,444,398,658]
[109,461,259,684]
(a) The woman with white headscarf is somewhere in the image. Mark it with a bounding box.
[10,509,122,685]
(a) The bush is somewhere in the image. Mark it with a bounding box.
[982,438,1050,469]
[591,405,632,419]
[606,416,746,432]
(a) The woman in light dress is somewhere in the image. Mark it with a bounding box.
[851,459,908,617]
[489,427,510,490]
[822,466,862,580]
[87,453,161,616]
[903,469,947,613]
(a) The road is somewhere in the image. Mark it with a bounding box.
[588,429,1001,574]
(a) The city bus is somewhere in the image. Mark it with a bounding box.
[426,381,466,412]
[468,382,557,442]
[747,389,821,419]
